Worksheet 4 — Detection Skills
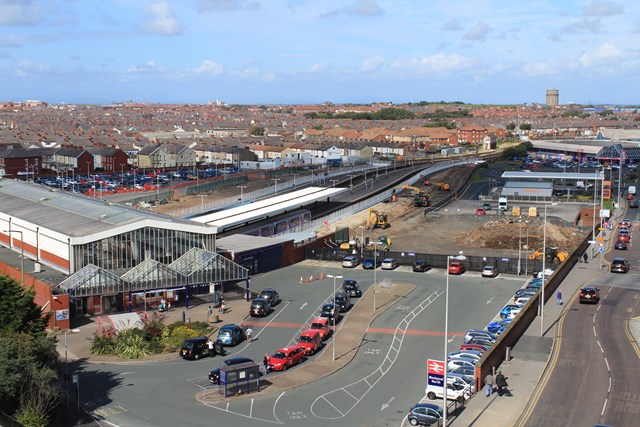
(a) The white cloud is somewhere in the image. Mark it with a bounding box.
[442,18,461,31]
[389,53,472,75]
[0,0,41,26]
[584,0,623,16]
[521,60,560,77]
[578,43,622,67]
[235,67,276,82]
[633,17,640,33]
[561,17,601,33]
[15,59,50,77]
[197,0,261,12]
[463,21,492,42]
[322,0,383,18]
[127,60,159,74]
[140,1,183,36]
[309,62,328,73]
[193,60,223,75]
[361,55,386,72]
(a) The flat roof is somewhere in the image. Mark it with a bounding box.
[216,234,293,253]
[191,186,346,231]
[0,179,216,241]
[501,171,604,180]
[504,182,553,189]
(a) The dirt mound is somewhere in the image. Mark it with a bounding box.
[455,218,584,252]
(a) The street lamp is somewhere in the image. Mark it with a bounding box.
[524,221,529,275]
[3,230,24,287]
[443,251,466,426]
[326,274,342,362]
[540,204,548,337]
[330,179,339,188]
[272,178,280,194]
[292,173,299,187]
[518,218,523,275]
[359,225,365,259]
[373,240,378,311]
[238,185,247,201]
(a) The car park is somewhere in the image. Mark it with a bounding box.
[610,258,630,273]
[249,298,272,317]
[342,255,361,268]
[333,291,351,312]
[579,287,600,304]
[407,403,443,426]
[216,324,245,346]
[614,241,628,250]
[310,317,332,340]
[342,279,362,297]
[297,330,322,355]
[258,288,280,306]
[362,258,381,269]
[209,357,255,384]
[381,258,399,270]
[180,337,211,360]
[268,346,305,371]
[412,260,430,272]
[482,266,498,277]
[448,261,465,275]
[320,303,342,322]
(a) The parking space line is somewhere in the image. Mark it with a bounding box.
[321,395,345,416]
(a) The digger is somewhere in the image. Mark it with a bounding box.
[366,208,390,230]
[529,246,568,264]
[395,185,430,207]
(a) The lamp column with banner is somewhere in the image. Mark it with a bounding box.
[540,204,548,336]
[443,251,466,426]
[326,274,342,362]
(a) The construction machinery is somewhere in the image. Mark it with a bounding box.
[433,182,451,191]
[368,235,391,251]
[396,185,430,207]
[366,208,390,230]
[529,246,569,264]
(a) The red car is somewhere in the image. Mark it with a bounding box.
[617,234,630,243]
[448,261,465,275]
[268,347,305,371]
[309,317,332,340]
[475,208,486,215]
[297,330,322,355]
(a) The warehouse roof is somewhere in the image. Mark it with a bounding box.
[0,179,216,243]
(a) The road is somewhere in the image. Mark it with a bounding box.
[78,263,526,426]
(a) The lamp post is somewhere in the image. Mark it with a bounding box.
[330,179,339,188]
[443,251,466,426]
[4,230,24,287]
[292,173,299,187]
[373,240,378,311]
[326,274,342,362]
[359,225,365,259]
[272,178,280,194]
[518,218,523,275]
[524,221,529,275]
[238,185,247,201]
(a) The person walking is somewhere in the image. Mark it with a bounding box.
[174,293,179,307]
[495,370,508,396]
[220,301,226,314]
[207,339,215,357]
[245,327,253,342]
[484,372,494,397]
[263,353,270,375]
[583,252,589,263]
[557,290,563,305]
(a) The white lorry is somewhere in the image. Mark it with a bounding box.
[498,197,508,211]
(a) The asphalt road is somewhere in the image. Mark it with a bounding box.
[78,263,526,427]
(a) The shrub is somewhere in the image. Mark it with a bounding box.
[114,330,150,359]
[90,333,116,355]
[165,324,204,351]
[15,407,48,427]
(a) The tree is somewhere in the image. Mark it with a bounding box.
[248,126,265,136]
[506,122,516,131]
[0,276,49,336]
[519,123,532,131]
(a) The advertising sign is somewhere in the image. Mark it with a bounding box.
[55,309,69,321]
[427,359,445,387]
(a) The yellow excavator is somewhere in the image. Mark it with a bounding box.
[396,185,430,207]
[433,182,450,191]
[529,246,568,263]
[366,208,390,230]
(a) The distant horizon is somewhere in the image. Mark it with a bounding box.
[2,1,639,105]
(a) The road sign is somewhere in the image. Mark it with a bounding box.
[588,240,596,244]
[599,227,606,231]
[427,359,445,387]
[597,237,605,241]
[599,247,604,253]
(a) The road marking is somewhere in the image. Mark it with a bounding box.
[300,302,307,310]
[601,398,608,416]
[380,396,395,411]
[487,297,494,304]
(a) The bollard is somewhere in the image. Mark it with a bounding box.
[505,346,511,362]
[181,310,186,323]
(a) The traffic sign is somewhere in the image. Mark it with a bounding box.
[597,237,605,241]
[599,247,604,253]
[599,227,606,231]
[427,359,445,387]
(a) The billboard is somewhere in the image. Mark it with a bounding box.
[427,359,445,387]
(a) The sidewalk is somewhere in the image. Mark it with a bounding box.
[55,293,253,364]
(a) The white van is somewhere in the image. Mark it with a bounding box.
[498,197,508,211]
[629,186,636,196]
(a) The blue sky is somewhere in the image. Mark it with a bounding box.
[1,0,639,105]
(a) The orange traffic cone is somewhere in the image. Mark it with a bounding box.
[309,275,314,283]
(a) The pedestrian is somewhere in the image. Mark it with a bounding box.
[207,305,213,316]
[263,353,270,375]
[484,372,494,397]
[245,326,253,342]
[207,339,215,357]
[557,290,563,305]
[220,301,226,314]
[583,252,589,263]
[174,293,179,307]
[495,370,508,396]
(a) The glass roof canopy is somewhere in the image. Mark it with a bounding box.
[59,249,249,297]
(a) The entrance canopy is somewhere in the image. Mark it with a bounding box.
[59,249,249,297]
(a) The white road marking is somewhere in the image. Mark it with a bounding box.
[380,396,395,411]
[246,301,291,346]
[300,302,307,310]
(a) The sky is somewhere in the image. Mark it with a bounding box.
[1,0,639,105]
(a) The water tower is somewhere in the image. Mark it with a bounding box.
[546,89,559,106]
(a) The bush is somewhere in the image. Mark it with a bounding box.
[165,324,205,351]
[15,407,49,427]
[89,333,116,355]
[114,330,150,359]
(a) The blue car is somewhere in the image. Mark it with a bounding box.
[362,258,381,269]
[487,318,513,333]
[216,324,245,346]
[499,305,521,319]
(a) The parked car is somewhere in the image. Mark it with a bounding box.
[460,343,489,353]
[216,324,245,346]
[464,330,496,343]
[309,317,332,340]
[449,366,475,377]
[514,288,538,300]
[615,241,628,250]
[482,202,492,211]
[342,279,362,297]
[447,357,476,371]
[258,288,280,306]
[482,266,498,277]
[381,258,399,270]
[268,346,305,371]
[500,305,521,319]
[249,298,272,317]
[333,291,351,312]
[515,296,532,307]
[610,258,630,273]
[448,350,482,360]
[629,199,639,208]
[362,258,381,269]
[448,261,465,275]
[209,357,255,384]
[579,286,600,304]
[407,403,443,426]
[487,318,512,333]
[342,255,360,268]
[297,330,322,355]
[320,303,342,322]
[467,337,495,347]
[425,382,470,403]
[412,260,430,272]
[447,372,476,392]
[180,337,210,360]
[475,208,486,215]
